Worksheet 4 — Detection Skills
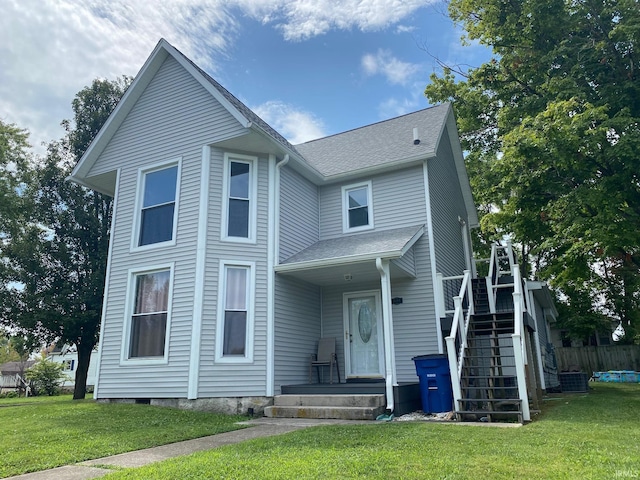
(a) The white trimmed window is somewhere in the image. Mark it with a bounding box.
[134,160,181,249]
[216,261,254,362]
[221,153,257,243]
[124,266,173,362]
[342,181,374,233]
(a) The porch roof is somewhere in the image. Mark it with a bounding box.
[275,225,424,286]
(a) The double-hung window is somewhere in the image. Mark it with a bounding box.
[126,267,172,360]
[222,153,257,242]
[342,181,374,233]
[135,161,180,248]
[216,261,254,362]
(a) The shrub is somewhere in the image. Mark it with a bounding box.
[25,358,69,396]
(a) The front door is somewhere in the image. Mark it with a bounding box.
[344,291,384,378]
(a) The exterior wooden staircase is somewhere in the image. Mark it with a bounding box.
[439,242,533,424]
[456,279,523,422]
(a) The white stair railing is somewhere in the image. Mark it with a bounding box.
[442,270,473,413]
[511,264,530,421]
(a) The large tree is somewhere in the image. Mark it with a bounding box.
[425,0,640,342]
[0,78,129,398]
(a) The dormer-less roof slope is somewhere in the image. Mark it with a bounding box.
[171,44,299,156]
[294,105,449,178]
[69,38,313,192]
[68,39,477,226]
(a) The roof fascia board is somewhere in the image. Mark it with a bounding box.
[320,153,436,185]
[275,250,405,273]
[70,41,171,181]
[242,126,325,183]
[400,225,425,256]
[161,41,251,128]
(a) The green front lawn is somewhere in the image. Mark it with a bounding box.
[103,383,640,480]
[0,395,247,477]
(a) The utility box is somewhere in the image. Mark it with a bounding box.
[412,354,454,413]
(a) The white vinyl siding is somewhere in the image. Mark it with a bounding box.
[92,55,248,398]
[197,147,270,397]
[319,166,426,240]
[273,275,321,391]
[278,167,319,262]
[428,129,469,277]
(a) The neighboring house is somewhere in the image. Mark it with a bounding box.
[0,360,35,393]
[48,346,98,388]
[69,39,554,422]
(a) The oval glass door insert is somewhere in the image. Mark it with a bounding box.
[358,303,373,343]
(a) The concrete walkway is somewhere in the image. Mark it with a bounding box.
[7,418,371,480]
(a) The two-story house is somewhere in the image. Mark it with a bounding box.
[70,39,552,422]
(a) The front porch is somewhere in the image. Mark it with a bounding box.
[265,381,421,420]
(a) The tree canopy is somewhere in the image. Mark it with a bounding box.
[0,77,130,398]
[425,0,640,342]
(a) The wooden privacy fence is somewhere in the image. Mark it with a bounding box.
[555,345,640,374]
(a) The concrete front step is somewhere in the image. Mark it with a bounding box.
[264,394,387,420]
[273,394,385,408]
[264,404,386,420]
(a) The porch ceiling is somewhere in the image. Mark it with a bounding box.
[275,225,424,287]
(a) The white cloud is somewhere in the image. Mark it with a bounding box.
[376,81,429,119]
[0,0,433,153]
[238,0,429,41]
[361,49,421,85]
[252,101,327,144]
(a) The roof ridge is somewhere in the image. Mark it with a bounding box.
[293,103,450,147]
[167,41,301,156]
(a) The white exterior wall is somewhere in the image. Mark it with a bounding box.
[273,165,322,392]
[428,129,469,277]
[318,166,426,240]
[315,164,440,384]
[197,147,270,397]
[93,56,250,398]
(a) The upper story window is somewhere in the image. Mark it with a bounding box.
[222,153,257,243]
[216,261,255,363]
[342,180,374,233]
[134,160,181,249]
[126,267,172,361]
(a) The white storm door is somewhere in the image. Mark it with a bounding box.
[344,291,384,378]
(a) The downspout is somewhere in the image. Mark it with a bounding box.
[376,257,396,413]
[266,154,289,397]
[274,155,289,266]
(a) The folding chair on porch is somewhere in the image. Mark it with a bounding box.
[309,337,341,384]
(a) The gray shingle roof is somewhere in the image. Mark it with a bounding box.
[171,44,300,155]
[280,225,424,267]
[293,105,450,178]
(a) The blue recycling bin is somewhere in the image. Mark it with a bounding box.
[412,354,453,413]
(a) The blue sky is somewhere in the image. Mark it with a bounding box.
[1,0,492,153]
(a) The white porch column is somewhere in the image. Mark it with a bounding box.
[376,258,397,412]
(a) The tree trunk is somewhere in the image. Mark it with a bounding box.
[73,341,93,400]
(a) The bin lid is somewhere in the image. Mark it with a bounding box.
[412,354,447,361]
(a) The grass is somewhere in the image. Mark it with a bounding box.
[2,384,638,479]
[0,395,247,478]
[101,383,640,480]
